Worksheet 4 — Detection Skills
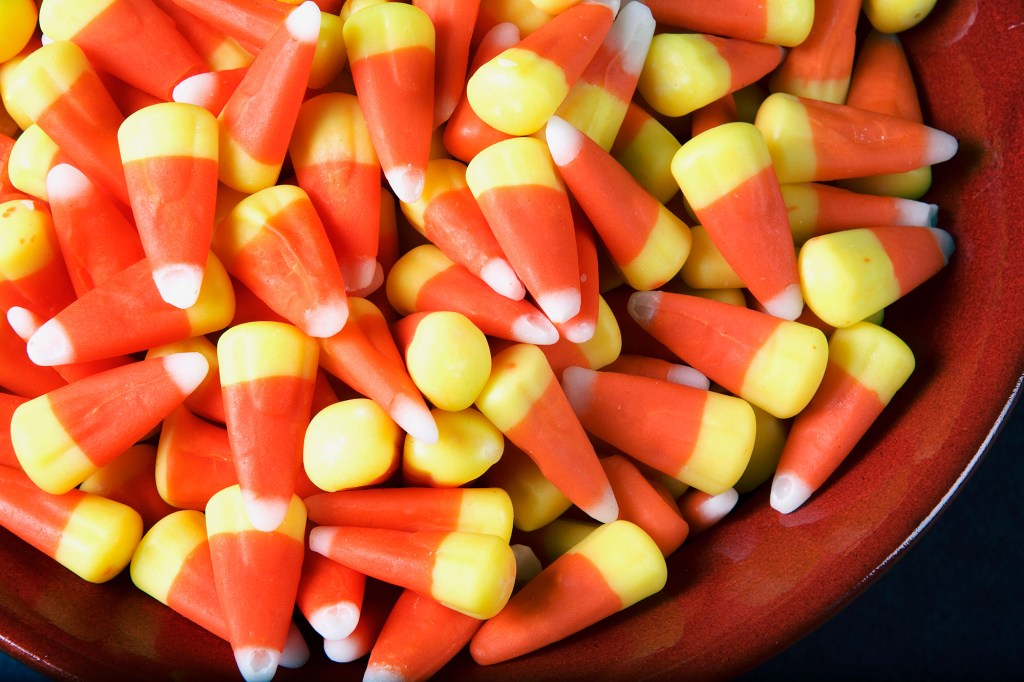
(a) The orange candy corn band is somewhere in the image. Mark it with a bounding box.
[601,454,690,556]
[769,0,861,104]
[643,0,814,47]
[415,0,481,127]
[0,317,66,398]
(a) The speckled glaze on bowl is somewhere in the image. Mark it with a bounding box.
[3,2,1023,680]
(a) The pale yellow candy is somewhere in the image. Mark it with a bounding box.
[529,517,599,563]
[733,404,789,494]
[205,36,254,72]
[474,343,552,432]
[679,225,744,290]
[0,49,34,131]
[568,520,666,608]
[130,510,208,604]
[291,92,377,170]
[619,203,692,292]
[5,41,93,125]
[612,111,680,204]
[342,1,434,61]
[829,322,915,404]
[206,484,306,536]
[0,0,37,63]
[403,408,504,487]
[6,126,61,200]
[638,33,731,118]
[467,46,571,136]
[11,395,95,495]
[385,244,452,315]
[403,312,492,412]
[764,0,816,47]
[214,185,310,265]
[217,321,319,386]
[309,12,348,89]
[0,199,60,282]
[754,93,817,184]
[677,392,756,494]
[742,320,829,418]
[529,0,580,13]
[839,165,933,201]
[671,122,773,212]
[479,0,555,37]
[863,0,937,33]
[481,444,572,532]
[119,102,218,163]
[303,399,401,491]
[399,159,468,232]
[430,531,516,619]
[56,493,144,583]
[455,488,515,541]
[183,252,237,334]
[465,136,564,194]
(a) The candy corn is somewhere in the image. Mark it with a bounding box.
[297,546,366,640]
[0,197,77,317]
[642,0,814,47]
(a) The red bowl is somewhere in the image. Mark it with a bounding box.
[3,1,1024,680]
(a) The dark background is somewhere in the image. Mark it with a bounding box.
[2,402,1022,680]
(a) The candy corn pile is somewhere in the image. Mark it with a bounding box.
[0,0,955,680]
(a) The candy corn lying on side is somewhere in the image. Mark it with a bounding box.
[0,1,958,680]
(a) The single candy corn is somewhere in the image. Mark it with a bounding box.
[0,198,77,318]
[217,1,320,193]
[772,322,915,513]
[399,158,525,301]
[554,0,654,150]
[10,352,208,495]
[470,520,666,665]
[672,122,803,319]
[475,343,618,523]
[0,465,142,583]
[610,102,681,204]
[213,184,349,338]
[799,226,954,329]
[769,0,860,104]
[754,93,958,184]
[45,163,146,296]
[563,367,755,494]
[415,0,481,127]
[638,33,784,118]
[403,407,505,487]
[600,454,689,556]
[206,486,306,682]
[547,116,691,292]
[0,317,66,398]
[39,0,206,100]
[289,92,381,294]
[25,252,235,366]
[5,125,66,202]
[119,102,219,309]
[5,40,129,205]
[466,136,581,324]
[344,1,435,203]
[678,487,740,532]
[303,398,401,492]
[366,589,483,682]
[306,487,514,541]
[628,291,829,418]
[298,546,366,640]
[154,406,237,510]
[217,321,318,532]
[309,526,516,620]
[467,0,618,136]
[386,244,559,345]
[392,310,492,412]
[781,182,938,245]
[642,0,814,47]
[317,297,437,443]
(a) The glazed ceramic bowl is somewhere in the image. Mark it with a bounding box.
[3,1,1023,679]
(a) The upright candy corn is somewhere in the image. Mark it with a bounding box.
[25,252,235,366]
[343,1,435,202]
[628,291,828,418]
[0,465,143,583]
[546,116,691,292]
[289,93,381,294]
[769,0,860,104]
[0,198,77,318]
[564,367,756,494]
[10,352,209,494]
[119,102,219,309]
[217,1,320,193]
[217,321,318,531]
[754,93,958,184]
[4,40,129,205]
[642,0,814,47]
[475,343,618,523]
[799,226,954,328]
[309,526,516,620]
[470,520,666,665]
[672,122,803,320]
[466,136,581,324]
[213,184,349,338]
[772,322,915,513]
[39,0,206,100]
[206,486,306,682]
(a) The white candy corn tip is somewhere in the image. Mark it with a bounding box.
[537,288,582,325]
[480,258,526,300]
[626,290,661,326]
[761,283,804,321]
[26,318,74,367]
[285,1,323,43]
[511,313,560,345]
[46,163,90,199]
[929,227,955,264]
[242,494,290,533]
[924,127,958,165]
[342,257,379,296]
[896,198,939,227]
[364,664,407,682]
[559,318,596,344]
[309,602,360,641]
[234,646,281,682]
[307,525,335,557]
[699,488,740,525]
[324,636,369,664]
[584,485,620,525]
[609,0,656,77]
[303,299,349,338]
[666,365,711,390]
[770,472,814,514]
[171,72,218,108]
[280,623,311,669]
[560,365,596,414]
[392,394,439,444]
[6,306,38,340]
[511,543,543,585]
[163,351,210,395]
[153,263,204,310]
[545,116,585,167]
[386,166,426,205]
